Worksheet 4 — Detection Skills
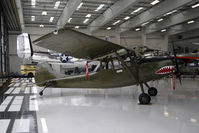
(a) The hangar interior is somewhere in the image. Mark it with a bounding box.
[0,0,199,133]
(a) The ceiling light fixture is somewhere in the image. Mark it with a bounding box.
[157,18,164,22]
[161,29,166,32]
[68,18,72,23]
[86,14,91,18]
[83,18,89,23]
[77,2,83,10]
[107,27,111,30]
[54,1,60,9]
[187,20,195,24]
[141,21,149,26]
[31,16,35,21]
[124,16,130,20]
[112,20,121,25]
[135,28,140,31]
[31,0,36,8]
[192,3,199,8]
[131,7,143,14]
[95,4,104,12]
[75,26,79,29]
[150,0,160,5]
[49,17,54,22]
[42,11,47,15]
[40,24,44,28]
[164,10,177,16]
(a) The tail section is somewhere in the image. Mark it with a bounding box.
[35,62,56,87]
[17,33,33,59]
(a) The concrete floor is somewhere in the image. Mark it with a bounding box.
[0,78,199,133]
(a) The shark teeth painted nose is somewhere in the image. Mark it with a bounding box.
[155,66,174,74]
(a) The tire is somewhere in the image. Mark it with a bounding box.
[148,87,158,96]
[27,72,33,77]
[139,93,151,105]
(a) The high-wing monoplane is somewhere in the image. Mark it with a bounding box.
[17,28,199,105]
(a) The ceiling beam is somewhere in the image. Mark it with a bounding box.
[119,0,195,33]
[88,0,139,33]
[57,0,82,29]
[168,20,199,36]
[146,7,199,34]
[15,0,25,31]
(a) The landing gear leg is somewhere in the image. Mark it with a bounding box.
[39,82,51,96]
[139,83,151,105]
[144,83,158,96]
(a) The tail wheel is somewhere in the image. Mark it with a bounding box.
[139,93,151,105]
[148,87,158,96]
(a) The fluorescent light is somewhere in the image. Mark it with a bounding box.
[141,21,149,26]
[31,0,36,8]
[192,3,199,8]
[150,0,159,5]
[131,7,143,14]
[31,16,35,21]
[77,2,83,10]
[49,17,54,22]
[86,14,91,18]
[40,24,44,28]
[42,11,47,15]
[95,4,104,12]
[107,27,111,30]
[187,20,195,24]
[135,28,140,31]
[75,26,79,29]
[124,16,130,20]
[68,18,72,23]
[112,20,121,25]
[54,1,60,9]
[161,29,166,32]
[157,18,164,22]
[164,10,177,16]
[83,18,89,23]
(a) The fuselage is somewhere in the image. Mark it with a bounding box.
[35,59,173,88]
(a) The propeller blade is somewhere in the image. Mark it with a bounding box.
[171,42,182,85]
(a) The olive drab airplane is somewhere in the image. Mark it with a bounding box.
[17,28,199,105]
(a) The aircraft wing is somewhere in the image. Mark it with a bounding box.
[33,28,125,60]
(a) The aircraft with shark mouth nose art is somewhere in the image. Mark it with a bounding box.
[17,28,199,105]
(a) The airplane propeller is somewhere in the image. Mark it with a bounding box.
[171,42,182,86]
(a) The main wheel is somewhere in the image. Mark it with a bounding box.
[139,93,151,105]
[39,91,43,96]
[148,87,158,96]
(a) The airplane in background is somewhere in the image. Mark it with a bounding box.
[17,28,199,105]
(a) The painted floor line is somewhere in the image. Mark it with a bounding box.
[12,119,30,133]
[5,87,15,94]
[0,119,11,133]
[8,96,24,112]
[0,96,13,112]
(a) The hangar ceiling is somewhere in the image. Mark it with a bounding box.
[1,0,199,37]
[14,0,199,35]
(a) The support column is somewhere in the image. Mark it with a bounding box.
[141,28,146,46]
[115,28,121,45]
[162,34,168,51]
